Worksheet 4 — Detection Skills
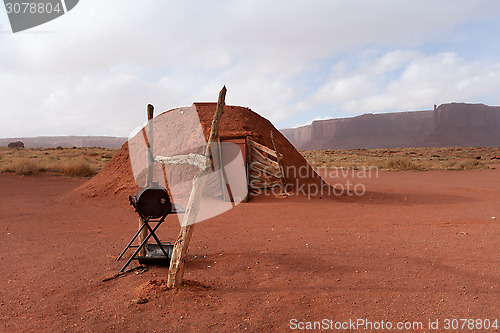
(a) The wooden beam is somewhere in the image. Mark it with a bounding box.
[244,137,251,202]
[252,162,279,175]
[251,150,280,169]
[137,104,155,257]
[270,130,287,192]
[249,180,282,189]
[155,153,208,170]
[145,104,155,186]
[249,139,278,158]
[167,86,227,288]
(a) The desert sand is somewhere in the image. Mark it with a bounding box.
[1,166,499,332]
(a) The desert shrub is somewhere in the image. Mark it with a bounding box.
[5,159,41,175]
[445,159,487,170]
[381,157,422,171]
[302,147,500,172]
[62,158,97,177]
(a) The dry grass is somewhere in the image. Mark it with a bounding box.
[444,159,487,171]
[4,158,41,175]
[302,147,500,171]
[0,146,117,177]
[2,145,498,176]
[62,158,97,177]
[381,157,423,171]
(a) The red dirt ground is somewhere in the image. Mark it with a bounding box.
[1,168,499,332]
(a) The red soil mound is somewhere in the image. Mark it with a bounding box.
[72,103,329,201]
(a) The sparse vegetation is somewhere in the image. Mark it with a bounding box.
[381,157,422,171]
[0,146,117,177]
[62,157,97,177]
[1,145,498,176]
[445,159,486,171]
[302,147,500,171]
[5,158,40,175]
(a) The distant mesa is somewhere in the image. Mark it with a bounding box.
[280,103,500,149]
[7,141,24,148]
[0,136,127,149]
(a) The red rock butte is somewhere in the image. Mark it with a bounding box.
[281,103,500,150]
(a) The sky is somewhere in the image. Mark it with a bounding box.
[1,0,500,138]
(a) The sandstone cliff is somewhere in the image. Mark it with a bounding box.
[281,103,500,149]
[0,136,127,148]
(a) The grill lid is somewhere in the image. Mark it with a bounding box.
[134,182,172,219]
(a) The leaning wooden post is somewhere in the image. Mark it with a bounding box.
[270,130,288,193]
[146,104,155,186]
[138,104,155,256]
[167,86,227,287]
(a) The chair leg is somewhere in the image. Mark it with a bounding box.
[143,220,170,259]
[119,220,164,273]
[116,220,148,260]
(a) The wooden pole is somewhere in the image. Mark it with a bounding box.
[270,130,287,193]
[138,104,155,257]
[146,104,155,186]
[167,86,227,287]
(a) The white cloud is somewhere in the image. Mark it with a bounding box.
[1,0,500,137]
[329,52,500,114]
[371,50,421,75]
[313,74,374,104]
[311,49,420,105]
[295,115,332,128]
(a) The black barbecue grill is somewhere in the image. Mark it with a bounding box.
[117,183,184,272]
[130,182,172,219]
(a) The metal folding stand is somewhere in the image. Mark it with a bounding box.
[117,195,184,273]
